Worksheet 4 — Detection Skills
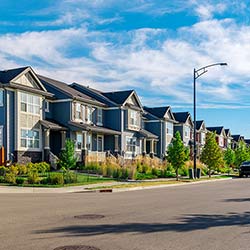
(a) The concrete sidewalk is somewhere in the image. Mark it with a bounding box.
[0,177,233,193]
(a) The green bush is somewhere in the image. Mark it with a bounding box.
[48,173,64,185]
[64,171,77,184]
[16,164,27,175]
[0,176,5,183]
[122,168,129,179]
[16,177,25,185]
[106,165,114,177]
[9,165,19,176]
[36,162,50,174]
[4,172,16,184]
[136,172,156,180]
[0,166,7,176]
[163,169,175,178]
[27,168,40,184]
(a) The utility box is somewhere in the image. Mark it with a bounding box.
[189,168,194,179]
[0,147,5,165]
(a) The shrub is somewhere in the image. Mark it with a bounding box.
[64,171,77,184]
[4,173,16,184]
[0,176,5,183]
[59,139,77,169]
[128,167,137,180]
[16,177,25,185]
[106,165,114,177]
[48,173,64,185]
[9,165,19,176]
[0,166,7,176]
[27,168,40,184]
[122,168,129,179]
[36,162,50,174]
[16,164,27,175]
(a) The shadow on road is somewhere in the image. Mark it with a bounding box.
[223,198,250,202]
[35,211,250,237]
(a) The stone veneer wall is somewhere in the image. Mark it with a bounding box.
[14,151,42,164]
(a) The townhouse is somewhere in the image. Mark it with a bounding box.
[70,83,158,159]
[0,67,54,163]
[231,135,245,150]
[143,106,176,158]
[195,120,206,158]
[206,126,228,149]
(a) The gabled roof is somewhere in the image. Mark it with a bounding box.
[38,75,106,107]
[137,129,158,139]
[173,112,192,124]
[0,66,29,83]
[143,106,175,121]
[71,83,117,107]
[103,90,134,105]
[206,126,224,135]
[232,135,244,142]
[196,120,205,130]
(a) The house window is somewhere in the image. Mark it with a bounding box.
[97,135,103,152]
[219,136,224,147]
[97,109,103,125]
[201,132,206,144]
[166,122,173,135]
[0,126,3,147]
[126,137,136,152]
[184,126,190,138]
[45,100,49,112]
[0,90,3,106]
[130,110,139,126]
[87,134,92,150]
[20,92,40,115]
[76,133,82,150]
[86,106,93,123]
[20,129,39,149]
[75,103,81,119]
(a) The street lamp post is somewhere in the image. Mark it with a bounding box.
[193,62,227,178]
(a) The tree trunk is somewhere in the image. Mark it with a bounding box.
[176,169,179,181]
[209,168,211,178]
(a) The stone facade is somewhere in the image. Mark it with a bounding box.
[14,151,42,164]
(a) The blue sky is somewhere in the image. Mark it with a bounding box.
[0,0,250,136]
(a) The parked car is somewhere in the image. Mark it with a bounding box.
[239,161,250,177]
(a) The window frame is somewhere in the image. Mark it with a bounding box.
[76,132,83,150]
[20,129,40,149]
[0,126,3,147]
[126,136,136,153]
[20,92,40,115]
[97,108,103,126]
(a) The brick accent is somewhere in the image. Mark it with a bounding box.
[14,151,42,164]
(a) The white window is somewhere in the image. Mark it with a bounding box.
[97,109,103,125]
[166,122,173,135]
[45,100,49,112]
[0,90,3,106]
[184,126,190,138]
[75,103,81,119]
[86,106,93,123]
[97,135,104,152]
[126,137,136,152]
[201,132,206,144]
[0,126,3,147]
[20,92,40,115]
[20,129,40,149]
[87,134,92,150]
[219,136,224,147]
[76,133,82,150]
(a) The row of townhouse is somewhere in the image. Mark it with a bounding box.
[0,66,247,165]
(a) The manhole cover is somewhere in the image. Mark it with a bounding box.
[74,214,105,220]
[54,245,100,250]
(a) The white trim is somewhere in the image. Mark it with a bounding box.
[19,128,41,151]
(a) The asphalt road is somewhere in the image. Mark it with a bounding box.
[1,178,250,250]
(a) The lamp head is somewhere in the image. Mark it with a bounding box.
[220,63,228,66]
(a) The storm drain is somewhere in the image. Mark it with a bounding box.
[54,246,100,250]
[74,214,105,220]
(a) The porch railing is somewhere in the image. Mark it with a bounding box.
[87,151,106,162]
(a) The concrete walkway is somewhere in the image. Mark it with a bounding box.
[0,177,233,193]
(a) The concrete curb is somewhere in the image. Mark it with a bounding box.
[0,178,233,194]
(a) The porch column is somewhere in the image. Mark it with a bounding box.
[114,135,119,156]
[149,139,154,158]
[44,129,50,162]
[142,138,147,156]
[60,131,66,150]
[81,131,88,166]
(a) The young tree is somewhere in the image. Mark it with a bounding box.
[224,147,235,168]
[59,139,78,169]
[234,141,249,168]
[167,131,189,181]
[224,147,235,174]
[200,132,224,177]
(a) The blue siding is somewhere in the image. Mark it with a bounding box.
[104,109,121,131]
